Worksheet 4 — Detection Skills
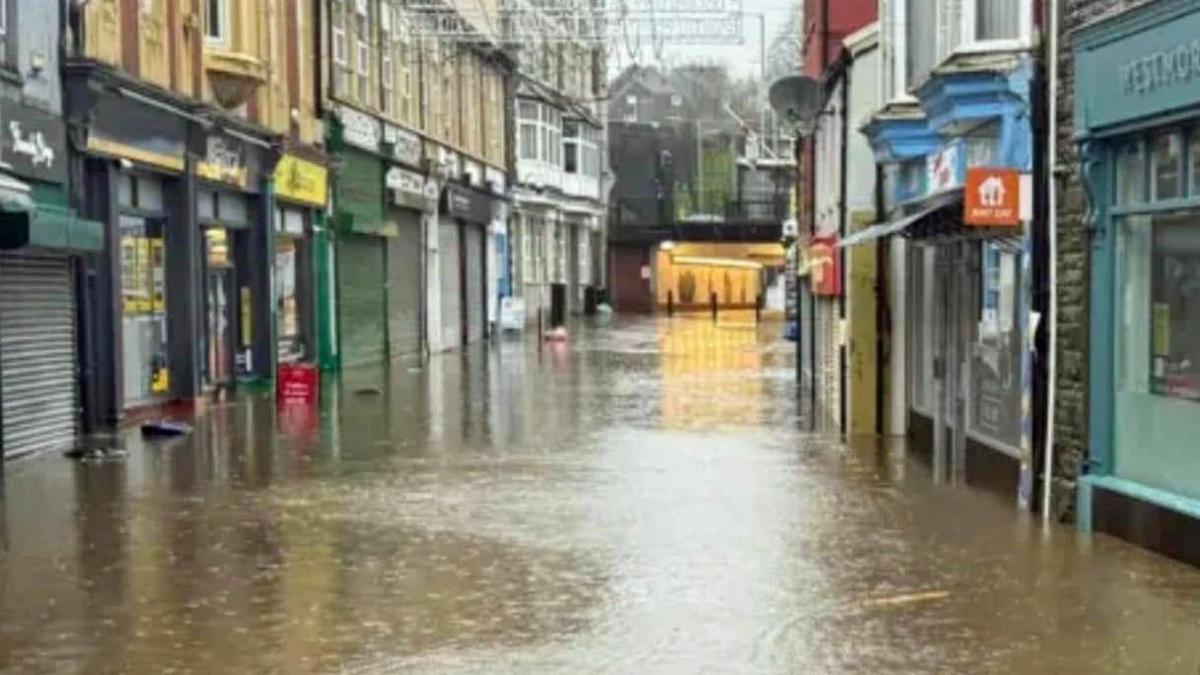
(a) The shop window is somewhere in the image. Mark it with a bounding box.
[1115,142,1145,206]
[120,215,170,404]
[1190,128,1200,195]
[1149,214,1200,401]
[970,242,1022,450]
[1152,132,1183,201]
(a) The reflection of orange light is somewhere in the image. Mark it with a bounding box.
[658,318,765,429]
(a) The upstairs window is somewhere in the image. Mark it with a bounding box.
[899,0,1031,93]
[206,0,228,43]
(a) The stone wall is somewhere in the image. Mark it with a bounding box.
[1052,0,1152,519]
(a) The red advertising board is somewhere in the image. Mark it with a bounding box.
[277,363,319,406]
[965,167,1021,227]
[809,235,841,297]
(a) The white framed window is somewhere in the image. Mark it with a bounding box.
[381,52,394,116]
[332,25,349,95]
[379,0,392,34]
[354,0,369,18]
[357,41,370,103]
[893,0,1031,94]
[206,0,228,43]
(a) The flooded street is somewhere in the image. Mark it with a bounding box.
[1,316,1198,673]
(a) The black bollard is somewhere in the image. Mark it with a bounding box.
[537,307,544,351]
[755,294,762,324]
[667,290,674,317]
[710,292,718,323]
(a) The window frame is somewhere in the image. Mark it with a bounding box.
[206,0,229,45]
[889,0,1034,98]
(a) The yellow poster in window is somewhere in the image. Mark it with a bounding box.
[151,238,166,312]
[1153,303,1171,357]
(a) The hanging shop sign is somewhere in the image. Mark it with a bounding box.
[197,133,261,190]
[337,104,382,153]
[275,154,328,207]
[383,124,423,167]
[964,167,1021,227]
[809,235,841,297]
[442,183,494,225]
[386,166,434,211]
[0,100,67,185]
[86,91,187,172]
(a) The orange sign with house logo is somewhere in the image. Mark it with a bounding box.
[965,167,1021,227]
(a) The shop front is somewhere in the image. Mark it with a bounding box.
[67,78,198,422]
[273,153,330,367]
[195,130,274,391]
[330,105,393,368]
[0,98,102,459]
[860,57,1039,506]
[441,183,499,348]
[385,161,436,360]
[1074,0,1200,562]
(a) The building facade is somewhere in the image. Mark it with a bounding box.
[798,0,878,436]
[509,22,607,329]
[857,0,1045,504]
[322,0,511,362]
[1068,0,1200,566]
[0,1,104,460]
[65,0,328,427]
[806,24,881,437]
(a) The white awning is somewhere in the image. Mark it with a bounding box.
[837,202,946,248]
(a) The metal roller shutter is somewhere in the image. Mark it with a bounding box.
[464,224,484,344]
[0,254,79,458]
[388,214,423,359]
[337,234,387,367]
[439,220,462,350]
[816,299,841,430]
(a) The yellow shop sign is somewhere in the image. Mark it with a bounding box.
[275,155,328,207]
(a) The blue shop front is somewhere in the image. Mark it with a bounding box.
[1074,0,1200,564]
[860,54,1039,507]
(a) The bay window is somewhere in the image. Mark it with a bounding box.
[895,0,1031,94]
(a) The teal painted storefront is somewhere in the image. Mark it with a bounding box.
[1074,0,1200,530]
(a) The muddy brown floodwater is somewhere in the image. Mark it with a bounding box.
[1,316,1198,673]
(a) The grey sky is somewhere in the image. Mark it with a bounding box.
[606,0,800,81]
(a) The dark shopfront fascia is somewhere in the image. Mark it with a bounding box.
[66,72,278,426]
[442,182,500,347]
[0,93,103,461]
[1073,0,1200,566]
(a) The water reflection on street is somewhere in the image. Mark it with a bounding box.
[1,315,1198,673]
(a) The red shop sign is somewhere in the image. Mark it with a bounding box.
[277,363,320,406]
[809,236,841,297]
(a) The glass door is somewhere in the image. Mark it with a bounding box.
[120,215,169,406]
[203,227,235,388]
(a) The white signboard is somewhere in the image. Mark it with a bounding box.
[337,104,381,152]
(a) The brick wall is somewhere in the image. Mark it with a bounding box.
[1053,0,1151,519]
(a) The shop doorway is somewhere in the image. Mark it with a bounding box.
[202,227,236,390]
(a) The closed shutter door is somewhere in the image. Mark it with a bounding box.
[388,215,423,359]
[465,224,484,343]
[337,235,387,366]
[0,254,78,458]
[816,299,841,429]
[439,220,462,350]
